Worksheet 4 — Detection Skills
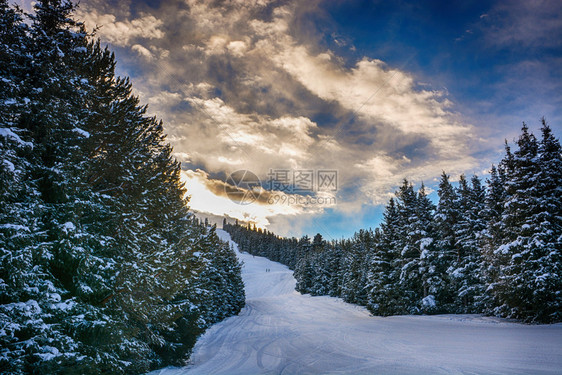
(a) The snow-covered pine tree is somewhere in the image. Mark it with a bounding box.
[0,1,247,372]
[479,164,507,311]
[434,172,458,256]
[187,225,244,344]
[339,230,371,305]
[366,199,402,316]
[531,120,562,321]
[432,172,459,310]
[0,3,51,372]
[1,1,120,372]
[294,236,314,293]
[490,122,561,322]
[306,234,333,296]
[326,244,343,297]
[395,180,425,313]
[415,183,442,313]
[466,175,487,310]
[451,175,487,312]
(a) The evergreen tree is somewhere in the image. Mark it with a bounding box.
[0,1,246,372]
[532,119,562,321]
[394,180,430,313]
[479,164,506,310]
[416,183,442,313]
[432,172,458,310]
[366,200,401,316]
[294,236,313,293]
[434,172,459,259]
[490,123,561,322]
[340,230,371,305]
[452,175,486,312]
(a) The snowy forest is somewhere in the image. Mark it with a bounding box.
[225,121,562,324]
[0,1,245,373]
[1,0,561,373]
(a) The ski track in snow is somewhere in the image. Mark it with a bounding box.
[152,229,562,375]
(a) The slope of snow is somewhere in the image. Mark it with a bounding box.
[152,229,562,375]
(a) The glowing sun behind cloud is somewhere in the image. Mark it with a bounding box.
[181,170,312,229]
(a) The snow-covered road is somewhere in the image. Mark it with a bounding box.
[153,229,562,374]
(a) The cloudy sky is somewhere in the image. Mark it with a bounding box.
[23,0,562,238]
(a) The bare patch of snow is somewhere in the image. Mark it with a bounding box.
[0,128,33,148]
[72,128,90,138]
[2,159,15,172]
[0,223,30,232]
[421,294,436,309]
[62,222,76,232]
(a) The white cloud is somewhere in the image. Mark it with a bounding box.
[227,40,248,57]
[205,35,229,55]
[131,44,153,60]
[78,10,164,46]
[251,11,472,160]
[185,97,319,170]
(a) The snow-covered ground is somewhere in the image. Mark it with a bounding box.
[152,229,562,375]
